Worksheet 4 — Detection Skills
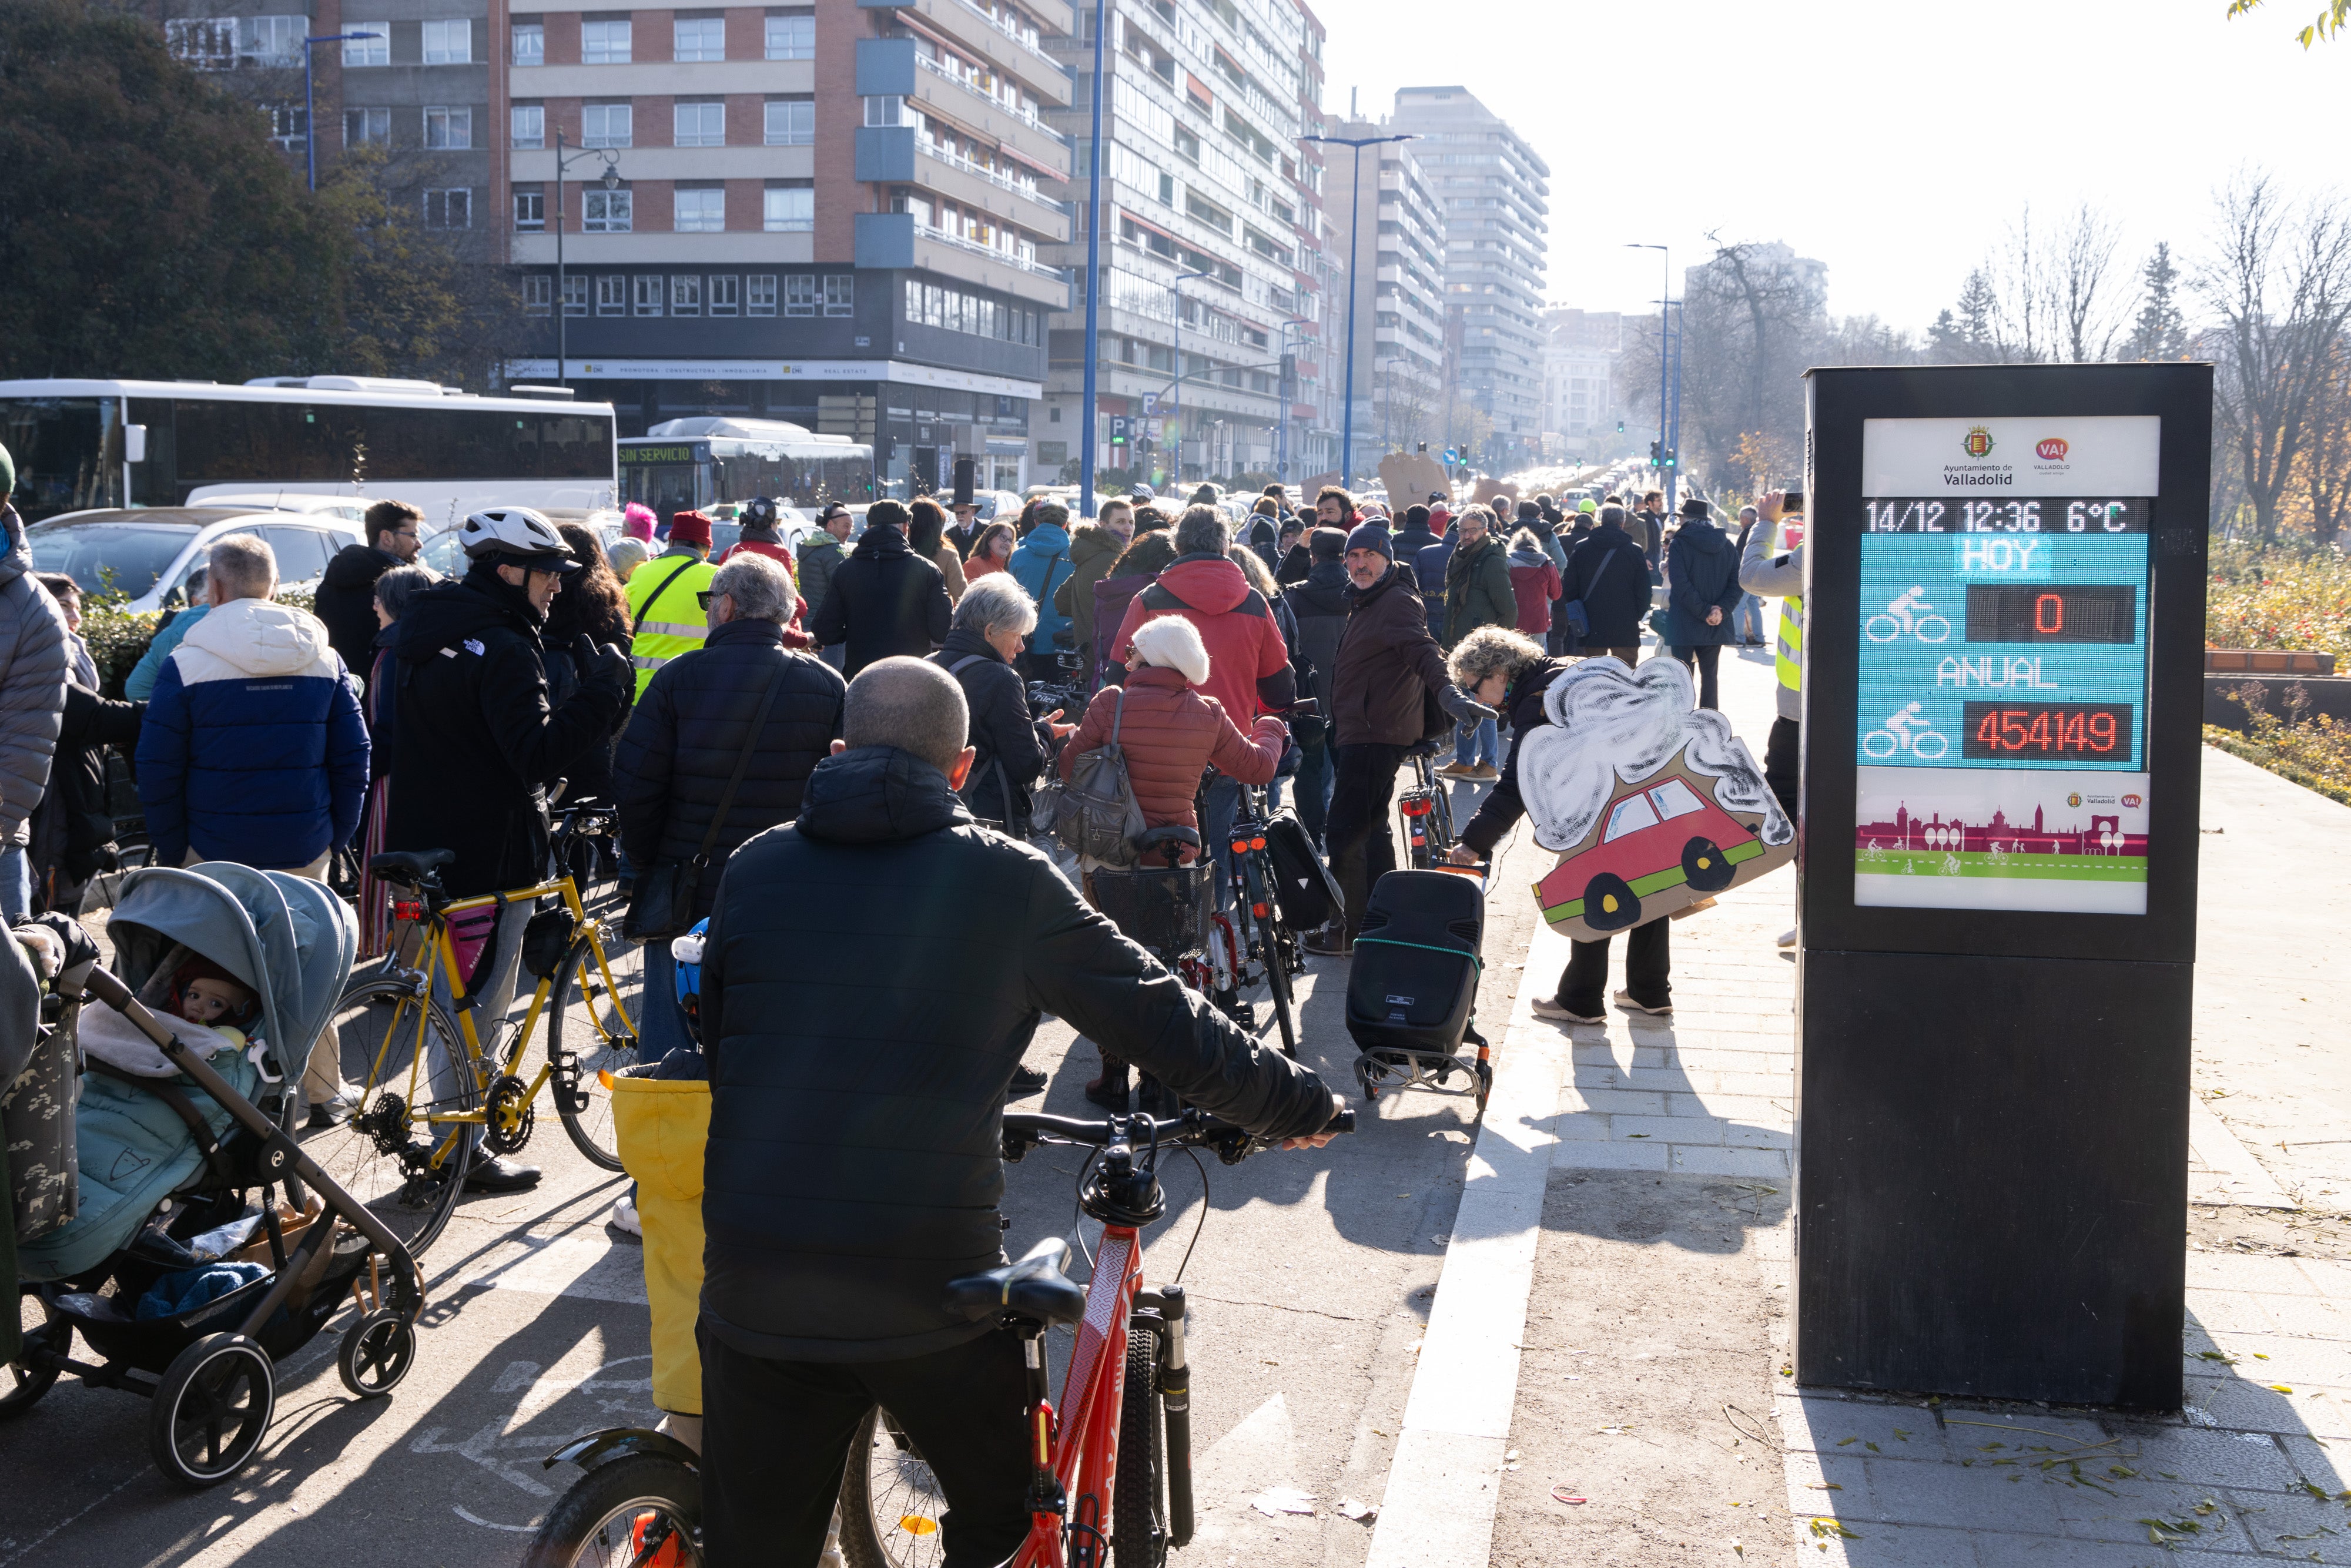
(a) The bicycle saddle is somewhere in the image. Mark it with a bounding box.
[1137,826,1202,852]
[943,1235,1086,1326]
[369,849,455,882]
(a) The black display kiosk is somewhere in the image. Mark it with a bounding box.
[1796,363,2211,1408]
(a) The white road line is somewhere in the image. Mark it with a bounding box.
[1361,926,1569,1568]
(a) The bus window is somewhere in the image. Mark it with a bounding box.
[0,397,120,520]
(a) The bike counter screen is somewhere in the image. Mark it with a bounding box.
[1850,416,2158,916]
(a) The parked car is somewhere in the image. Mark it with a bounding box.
[25,507,363,612]
[182,492,373,527]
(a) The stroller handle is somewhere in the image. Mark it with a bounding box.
[82,967,425,1318]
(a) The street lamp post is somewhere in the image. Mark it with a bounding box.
[303,31,380,192]
[1303,132,1414,493]
[1168,266,1214,486]
[1274,315,1310,495]
[1625,242,1681,510]
[1077,0,1110,517]
[552,132,622,387]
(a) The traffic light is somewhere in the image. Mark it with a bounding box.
[1617,420,1625,434]
[1109,416,1129,448]
[1649,440,1661,468]
[1665,448,1677,470]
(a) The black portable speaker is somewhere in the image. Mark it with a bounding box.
[1344,869,1483,1056]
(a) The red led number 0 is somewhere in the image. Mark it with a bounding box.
[2034,594,2064,634]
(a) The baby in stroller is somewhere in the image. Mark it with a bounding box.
[2,862,426,1489]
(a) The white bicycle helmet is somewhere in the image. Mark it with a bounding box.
[458,506,576,567]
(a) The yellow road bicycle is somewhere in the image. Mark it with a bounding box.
[306,821,644,1257]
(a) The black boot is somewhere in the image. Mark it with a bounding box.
[1084,1056,1131,1111]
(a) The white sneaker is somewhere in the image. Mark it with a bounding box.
[608,1194,642,1240]
[1531,997,1606,1025]
[1613,989,1673,1017]
[1776,928,1797,949]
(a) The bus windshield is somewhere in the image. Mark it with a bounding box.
[0,397,120,520]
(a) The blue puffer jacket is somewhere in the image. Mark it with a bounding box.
[135,597,369,868]
[1009,522,1077,649]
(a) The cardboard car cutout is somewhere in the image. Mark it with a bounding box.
[1519,656,1794,939]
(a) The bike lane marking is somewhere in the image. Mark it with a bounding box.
[1361,916,1571,1568]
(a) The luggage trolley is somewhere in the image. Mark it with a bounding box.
[1344,863,1494,1118]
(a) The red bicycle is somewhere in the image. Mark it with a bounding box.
[527,1107,1350,1568]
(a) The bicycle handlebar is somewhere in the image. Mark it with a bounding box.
[1003,1104,1355,1165]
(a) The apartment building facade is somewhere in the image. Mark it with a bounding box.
[1387,85,1549,473]
[1037,0,1327,487]
[497,0,1074,490]
[1541,307,1626,460]
[1324,117,1445,466]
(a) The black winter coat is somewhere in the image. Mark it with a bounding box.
[807,525,952,676]
[697,745,1337,1362]
[1563,524,1653,650]
[542,581,637,803]
[316,544,403,683]
[1665,521,1744,648]
[1282,559,1349,719]
[929,626,1049,831]
[386,562,628,897]
[1458,658,1569,857]
[613,617,844,916]
[29,681,142,892]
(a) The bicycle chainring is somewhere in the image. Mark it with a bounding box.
[483,1074,535,1155]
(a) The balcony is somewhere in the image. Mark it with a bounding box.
[860,37,1070,172]
[858,0,1071,106]
[857,212,1071,308]
[857,128,1069,240]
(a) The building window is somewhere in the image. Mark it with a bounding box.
[765,12,814,59]
[824,274,854,317]
[514,189,545,231]
[581,19,632,63]
[596,276,628,316]
[635,276,665,316]
[512,105,544,148]
[523,275,552,316]
[422,18,471,63]
[343,107,389,146]
[763,98,813,146]
[512,22,543,65]
[424,106,472,150]
[164,18,233,68]
[674,101,725,147]
[709,276,741,316]
[564,276,590,316]
[763,184,813,233]
[343,22,390,66]
[864,96,917,128]
[423,189,472,229]
[673,16,725,61]
[260,102,308,152]
[582,103,632,148]
[584,189,632,232]
[236,16,304,65]
[747,275,778,317]
[784,276,818,317]
[671,276,703,316]
[674,186,726,232]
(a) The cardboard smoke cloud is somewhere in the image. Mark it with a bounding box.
[1520,658,1794,940]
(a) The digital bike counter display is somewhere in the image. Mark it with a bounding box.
[1851,415,2159,916]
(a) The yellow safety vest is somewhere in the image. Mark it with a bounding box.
[624,552,720,698]
[1770,518,1804,696]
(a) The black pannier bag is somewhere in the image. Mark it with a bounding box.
[1260,809,1341,933]
[1344,869,1483,1056]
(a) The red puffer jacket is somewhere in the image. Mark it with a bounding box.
[1106,554,1294,723]
[1059,666,1285,851]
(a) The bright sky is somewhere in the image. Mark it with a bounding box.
[1321,0,2346,336]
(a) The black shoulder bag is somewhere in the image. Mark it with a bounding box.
[621,661,791,942]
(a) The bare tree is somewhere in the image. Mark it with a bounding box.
[2055,203,2127,362]
[2198,172,2351,545]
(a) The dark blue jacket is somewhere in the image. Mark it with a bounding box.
[136,597,369,867]
[1665,520,1744,648]
[1563,524,1654,651]
[1415,535,1455,635]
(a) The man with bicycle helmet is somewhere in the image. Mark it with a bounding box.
[695,656,1342,1567]
[385,507,633,1192]
[715,495,797,575]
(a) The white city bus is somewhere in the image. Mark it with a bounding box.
[0,377,618,529]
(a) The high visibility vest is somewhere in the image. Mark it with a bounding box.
[624,552,720,698]
[1770,518,1804,697]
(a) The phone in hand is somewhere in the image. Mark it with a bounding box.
[1783,488,1804,513]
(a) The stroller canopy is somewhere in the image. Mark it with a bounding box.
[105,863,356,1073]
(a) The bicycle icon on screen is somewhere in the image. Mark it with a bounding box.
[1866,587,1953,644]
[1863,701,1948,760]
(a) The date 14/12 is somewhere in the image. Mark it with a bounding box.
[1864,499,2136,533]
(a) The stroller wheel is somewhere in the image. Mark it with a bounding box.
[150,1334,275,1487]
[338,1309,417,1399]
[2,1307,66,1420]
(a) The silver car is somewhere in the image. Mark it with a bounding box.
[25,508,363,611]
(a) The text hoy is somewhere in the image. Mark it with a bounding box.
[1935,655,2059,689]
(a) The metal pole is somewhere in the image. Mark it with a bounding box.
[1339,141,1364,491]
[1173,280,1183,487]
[304,45,316,191]
[1667,299,1684,513]
[1079,0,1107,514]
[556,130,568,386]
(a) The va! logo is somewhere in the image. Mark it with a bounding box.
[2122,792,2144,808]
[2037,437,2069,461]
[1962,426,1995,458]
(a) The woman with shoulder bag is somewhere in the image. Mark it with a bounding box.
[927,574,1071,837]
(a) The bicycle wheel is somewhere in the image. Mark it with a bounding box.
[1257,907,1298,1059]
[561,822,622,914]
[840,1408,947,1568]
[1114,1324,1168,1567]
[552,933,645,1171]
[525,1453,701,1568]
[307,979,476,1257]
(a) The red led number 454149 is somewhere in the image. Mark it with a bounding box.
[1960,701,2132,760]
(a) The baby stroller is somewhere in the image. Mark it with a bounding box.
[2,863,425,1487]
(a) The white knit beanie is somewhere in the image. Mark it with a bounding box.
[1129,615,1211,687]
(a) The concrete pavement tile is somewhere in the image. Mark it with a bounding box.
[1781,1449,1880,1515]
[1724,1120,1796,1150]
[2302,1259,2351,1299]
[2218,1487,2351,1562]
[2055,1479,2257,1551]
[2107,1426,2305,1490]
[1792,1519,1988,1566]
[2186,1289,2280,1335]
[1935,1409,2111,1449]
[2185,1252,2323,1295]
[1548,1140,1669,1172]
[2186,1374,2349,1436]
[2277,1432,2351,1491]
[2248,1294,2351,1339]
[1551,1111,1613,1141]
[1715,1070,1798,1095]
[1775,1395,1955,1462]
[2198,1334,2351,1387]
[1562,1085,1668,1115]
[1615,1113,1726,1143]
[1668,1145,1790,1178]
[1989,1538,2216,1566]
[1853,1452,2071,1532]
